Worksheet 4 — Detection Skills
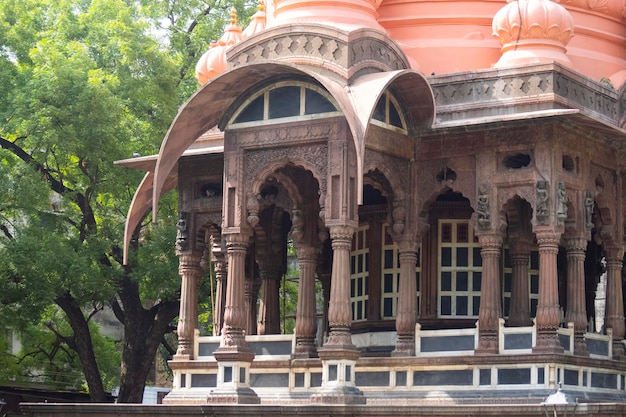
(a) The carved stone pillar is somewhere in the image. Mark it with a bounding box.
[212,252,227,336]
[312,225,364,404]
[392,242,418,356]
[564,237,589,356]
[244,276,261,336]
[508,239,532,327]
[174,251,204,359]
[605,247,625,359]
[208,233,259,404]
[257,267,281,335]
[476,233,503,354]
[293,245,319,358]
[533,230,564,354]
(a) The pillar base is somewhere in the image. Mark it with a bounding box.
[392,335,415,357]
[475,331,498,355]
[612,341,625,360]
[292,344,319,359]
[533,330,564,354]
[310,384,366,405]
[205,387,260,404]
[313,347,364,405]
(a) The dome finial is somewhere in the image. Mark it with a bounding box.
[242,0,267,39]
[492,0,575,68]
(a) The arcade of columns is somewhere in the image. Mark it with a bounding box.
[167,115,626,404]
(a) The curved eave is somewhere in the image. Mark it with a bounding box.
[124,171,177,265]
[152,62,361,220]
[347,69,435,202]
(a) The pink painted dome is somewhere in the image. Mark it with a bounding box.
[269,0,386,32]
[195,8,243,85]
[492,0,575,68]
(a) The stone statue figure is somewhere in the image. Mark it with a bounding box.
[536,180,549,225]
[556,181,568,225]
[176,212,190,251]
[477,184,491,229]
[584,190,594,230]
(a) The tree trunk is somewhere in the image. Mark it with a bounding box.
[115,275,179,403]
[55,292,107,402]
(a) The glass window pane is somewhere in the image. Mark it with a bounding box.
[350,279,355,298]
[441,272,452,291]
[473,247,482,266]
[457,223,468,243]
[357,301,363,320]
[234,95,264,123]
[441,223,452,242]
[357,277,363,296]
[269,86,300,118]
[473,296,481,316]
[457,271,468,291]
[384,249,394,269]
[456,247,468,266]
[416,272,420,291]
[531,299,538,317]
[305,88,336,114]
[358,254,363,273]
[504,248,511,268]
[384,274,393,293]
[531,275,539,294]
[530,251,539,270]
[504,273,512,292]
[365,253,369,272]
[456,296,468,316]
[365,276,369,294]
[351,256,355,275]
[503,297,510,317]
[473,272,482,291]
[384,298,393,317]
[389,100,403,128]
[441,296,452,315]
[373,96,385,121]
[441,247,452,267]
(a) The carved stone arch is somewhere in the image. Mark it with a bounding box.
[363,160,406,203]
[419,179,476,220]
[194,213,223,247]
[501,195,534,239]
[247,157,325,223]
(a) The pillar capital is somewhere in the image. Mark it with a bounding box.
[329,224,356,242]
[477,233,503,252]
[534,228,561,247]
[563,236,588,253]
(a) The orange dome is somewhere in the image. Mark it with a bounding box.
[242,0,267,39]
[270,0,385,32]
[492,0,574,68]
[195,8,243,85]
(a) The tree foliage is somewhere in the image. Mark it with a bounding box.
[0,0,255,403]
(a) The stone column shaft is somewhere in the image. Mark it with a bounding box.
[508,241,532,327]
[294,245,319,358]
[393,249,418,356]
[257,273,281,335]
[213,257,227,336]
[325,226,356,349]
[220,239,249,350]
[175,251,204,359]
[476,234,502,354]
[564,237,588,356]
[534,231,563,353]
[605,250,625,358]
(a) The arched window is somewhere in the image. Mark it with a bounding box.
[228,81,340,128]
[371,91,407,133]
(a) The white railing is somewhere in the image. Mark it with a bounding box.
[585,328,612,359]
[415,323,478,356]
[498,318,535,354]
[556,322,574,354]
[194,331,294,360]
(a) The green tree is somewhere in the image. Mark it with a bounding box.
[0,0,255,403]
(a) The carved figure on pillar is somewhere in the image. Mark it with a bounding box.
[536,181,549,225]
[556,181,568,226]
[477,184,491,229]
[476,233,503,354]
[584,190,594,230]
[176,211,190,251]
[533,229,564,354]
